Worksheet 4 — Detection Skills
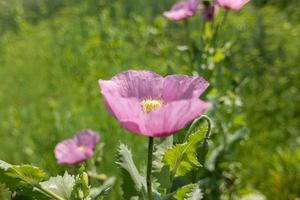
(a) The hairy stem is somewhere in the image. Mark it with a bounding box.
[146,137,154,200]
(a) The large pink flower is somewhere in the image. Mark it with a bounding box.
[163,0,199,21]
[54,130,100,165]
[217,0,250,11]
[99,70,209,137]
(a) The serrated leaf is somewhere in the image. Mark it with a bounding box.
[117,143,146,199]
[153,136,173,172]
[40,172,75,199]
[0,160,12,171]
[163,123,208,177]
[173,184,202,200]
[7,165,47,186]
[188,187,203,200]
[90,177,116,199]
[0,161,47,192]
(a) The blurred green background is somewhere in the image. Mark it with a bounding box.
[0,0,299,199]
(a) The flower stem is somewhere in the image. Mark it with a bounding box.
[146,137,154,200]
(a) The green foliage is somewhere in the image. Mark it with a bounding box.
[90,177,116,199]
[173,184,202,200]
[7,165,47,186]
[153,136,173,172]
[0,160,47,191]
[71,166,90,200]
[163,123,208,177]
[117,143,146,199]
[40,172,75,199]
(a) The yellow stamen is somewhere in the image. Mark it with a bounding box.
[141,99,163,113]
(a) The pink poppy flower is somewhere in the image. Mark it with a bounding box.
[163,0,200,21]
[217,0,250,11]
[99,70,210,137]
[201,2,219,22]
[54,130,100,165]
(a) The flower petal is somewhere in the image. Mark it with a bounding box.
[217,0,250,10]
[145,99,210,137]
[105,70,164,99]
[118,99,210,137]
[164,0,199,21]
[54,139,92,165]
[75,130,100,149]
[99,84,145,123]
[162,75,209,101]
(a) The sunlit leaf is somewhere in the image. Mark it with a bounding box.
[40,172,75,199]
[173,184,202,200]
[163,123,208,177]
[7,165,47,186]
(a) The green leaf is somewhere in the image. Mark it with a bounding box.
[163,123,208,177]
[90,177,116,199]
[117,143,146,199]
[7,165,47,186]
[0,160,47,193]
[173,184,202,200]
[40,172,75,199]
[0,160,12,170]
[153,136,173,172]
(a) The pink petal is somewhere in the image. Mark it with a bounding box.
[102,70,164,100]
[162,75,209,101]
[164,10,195,21]
[117,99,209,137]
[75,130,100,149]
[218,0,250,10]
[144,99,210,137]
[54,139,93,165]
[99,84,145,123]
[164,0,199,21]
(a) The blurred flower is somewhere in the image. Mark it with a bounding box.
[217,0,250,11]
[54,130,100,165]
[163,0,199,21]
[99,70,210,137]
[201,1,219,22]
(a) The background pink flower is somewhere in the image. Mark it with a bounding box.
[164,0,199,21]
[217,0,250,11]
[54,130,100,165]
[99,70,210,137]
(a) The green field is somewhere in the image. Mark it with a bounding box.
[0,0,299,199]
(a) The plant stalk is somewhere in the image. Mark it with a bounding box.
[146,137,154,200]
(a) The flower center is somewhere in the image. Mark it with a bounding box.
[141,99,163,113]
[78,146,86,152]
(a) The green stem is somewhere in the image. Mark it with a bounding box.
[35,185,66,200]
[146,137,154,200]
[212,10,229,46]
[184,115,212,142]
